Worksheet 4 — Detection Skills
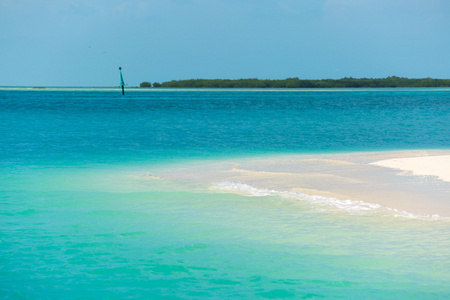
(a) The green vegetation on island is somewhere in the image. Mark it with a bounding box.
[140,82,161,88]
[139,82,152,88]
[140,76,450,88]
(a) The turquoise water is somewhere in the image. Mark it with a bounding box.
[1,89,449,298]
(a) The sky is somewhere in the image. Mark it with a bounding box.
[1,0,449,87]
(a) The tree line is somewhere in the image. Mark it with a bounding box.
[140,76,450,88]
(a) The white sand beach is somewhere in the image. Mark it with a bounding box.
[154,150,450,218]
[370,155,450,183]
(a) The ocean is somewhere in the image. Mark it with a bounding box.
[1,88,449,299]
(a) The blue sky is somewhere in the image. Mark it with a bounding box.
[1,0,449,87]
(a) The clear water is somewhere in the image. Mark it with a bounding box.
[1,89,449,298]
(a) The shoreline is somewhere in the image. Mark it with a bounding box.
[2,87,450,92]
[153,149,450,218]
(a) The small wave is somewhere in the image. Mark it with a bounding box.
[212,182,445,220]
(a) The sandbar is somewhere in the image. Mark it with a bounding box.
[153,150,450,218]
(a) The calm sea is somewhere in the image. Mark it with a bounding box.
[1,88,449,298]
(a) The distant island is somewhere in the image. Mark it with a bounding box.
[140,76,450,88]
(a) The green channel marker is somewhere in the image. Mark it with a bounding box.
[119,67,125,95]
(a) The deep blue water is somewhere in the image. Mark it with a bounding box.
[1,89,449,299]
[1,89,449,167]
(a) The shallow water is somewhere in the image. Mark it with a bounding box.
[1,89,449,298]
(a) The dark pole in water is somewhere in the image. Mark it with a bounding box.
[119,67,125,95]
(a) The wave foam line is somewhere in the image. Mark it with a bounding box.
[212,182,445,220]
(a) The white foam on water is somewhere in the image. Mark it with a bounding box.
[212,181,445,221]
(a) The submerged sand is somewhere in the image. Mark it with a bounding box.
[153,150,450,218]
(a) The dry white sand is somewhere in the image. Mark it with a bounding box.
[370,155,450,183]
